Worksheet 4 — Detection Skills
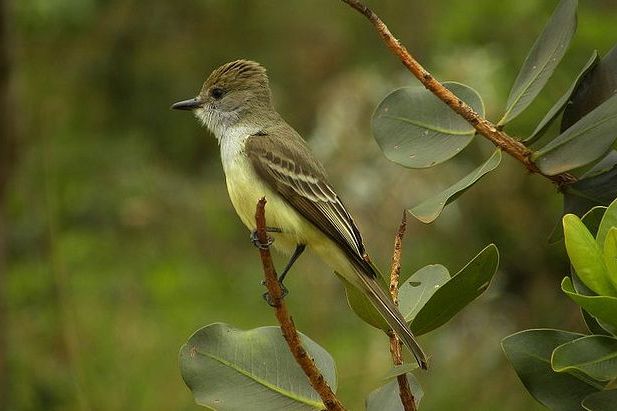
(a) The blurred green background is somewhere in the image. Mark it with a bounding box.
[2,0,616,410]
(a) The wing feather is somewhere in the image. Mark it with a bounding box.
[245,131,370,273]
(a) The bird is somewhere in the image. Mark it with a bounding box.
[171,59,428,369]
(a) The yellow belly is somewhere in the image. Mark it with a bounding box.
[224,155,307,254]
[223,153,363,289]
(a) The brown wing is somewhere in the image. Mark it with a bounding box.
[245,129,375,277]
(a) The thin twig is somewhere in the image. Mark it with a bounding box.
[387,212,417,411]
[340,0,577,188]
[254,198,345,411]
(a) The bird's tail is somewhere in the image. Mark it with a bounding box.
[355,267,429,370]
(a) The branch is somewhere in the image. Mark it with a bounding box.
[254,198,345,411]
[340,0,577,188]
[387,212,417,411]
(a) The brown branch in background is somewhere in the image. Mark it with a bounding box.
[340,0,577,188]
[254,198,345,411]
[387,212,417,411]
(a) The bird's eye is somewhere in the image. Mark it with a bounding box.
[210,87,225,99]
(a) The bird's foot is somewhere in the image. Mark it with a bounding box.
[260,279,288,307]
[250,227,282,249]
[250,230,273,249]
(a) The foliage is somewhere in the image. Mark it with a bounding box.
[408,149,501,223]
[180,0,617,409]
[371,0,617,223]
[497,0,577,126]
[366,374,423,411]
[343,244,499,334]
[179,324,336,410]
[502,199,617,410]
[182,243,499,409]
[372,82,485,169]
[6,0,617,410]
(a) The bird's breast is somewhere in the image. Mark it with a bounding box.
[222,149,306,255]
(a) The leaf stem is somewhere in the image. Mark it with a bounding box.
[387,211,417,411]
[339,0,577,187]
[254,198,345,411]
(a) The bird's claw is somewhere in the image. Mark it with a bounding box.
[261,281,289,307]
[251,230,274,249]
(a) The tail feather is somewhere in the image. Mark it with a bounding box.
[356,271,428,370]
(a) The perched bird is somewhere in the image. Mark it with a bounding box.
[172,60,428,369]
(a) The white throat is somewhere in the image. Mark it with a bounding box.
[193,106,262,173]
[194,105,245,142]
[216,122,261,174]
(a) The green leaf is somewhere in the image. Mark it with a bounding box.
[408,149,502,223]
[526,51,599,144]
[548,205,606,244]
[562,277,617,332]
[179,323,336,411]
[343,278,389,331]
[582,390,617,411]
[398,264,450,322]
[572,271,615,336]
[582,151,617,179]
[597,198,617,247]
[381,363,419,381]
[580,309,612,336]
[533,93,617,175]
[502,329,600,411]
[552,335,617,382]
[372,82,484,168]
[563,45,617,132]
[563,214,615,296]
[410,244,499,336]
[366,373,423,411]
[498,0,578,125]
[604,229,617,287]
[584,206,610,236]
[562,164,617,218]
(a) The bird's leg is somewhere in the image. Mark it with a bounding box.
[278,244,306,284]
[250,226,282,249]
[261,244,306,307]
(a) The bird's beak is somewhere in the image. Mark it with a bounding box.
[170,97,203,111]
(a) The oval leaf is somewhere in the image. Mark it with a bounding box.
[597,197,617,247]
[548,204,606,244]
[582,390,617,411]
[498,0,578,125]
[562,277,617,332]
[409,149,501,223]
[372,82,484,168]
[398,264,450,322]
[410,244,499,336]
[604,228,617,286]
[533,93,617,175]
[366,373,423,411]
[526,51,599,143]
[581,150,617,180]
[581,309,612,336]
[179,323,336,411]
[552,335,617,381]
[582,206,609,237]
[502,329,600,411]
[563,214,615,296]
[563,44,617,132]
[342,275,389,331]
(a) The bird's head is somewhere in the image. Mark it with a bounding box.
[171,60,274,136]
